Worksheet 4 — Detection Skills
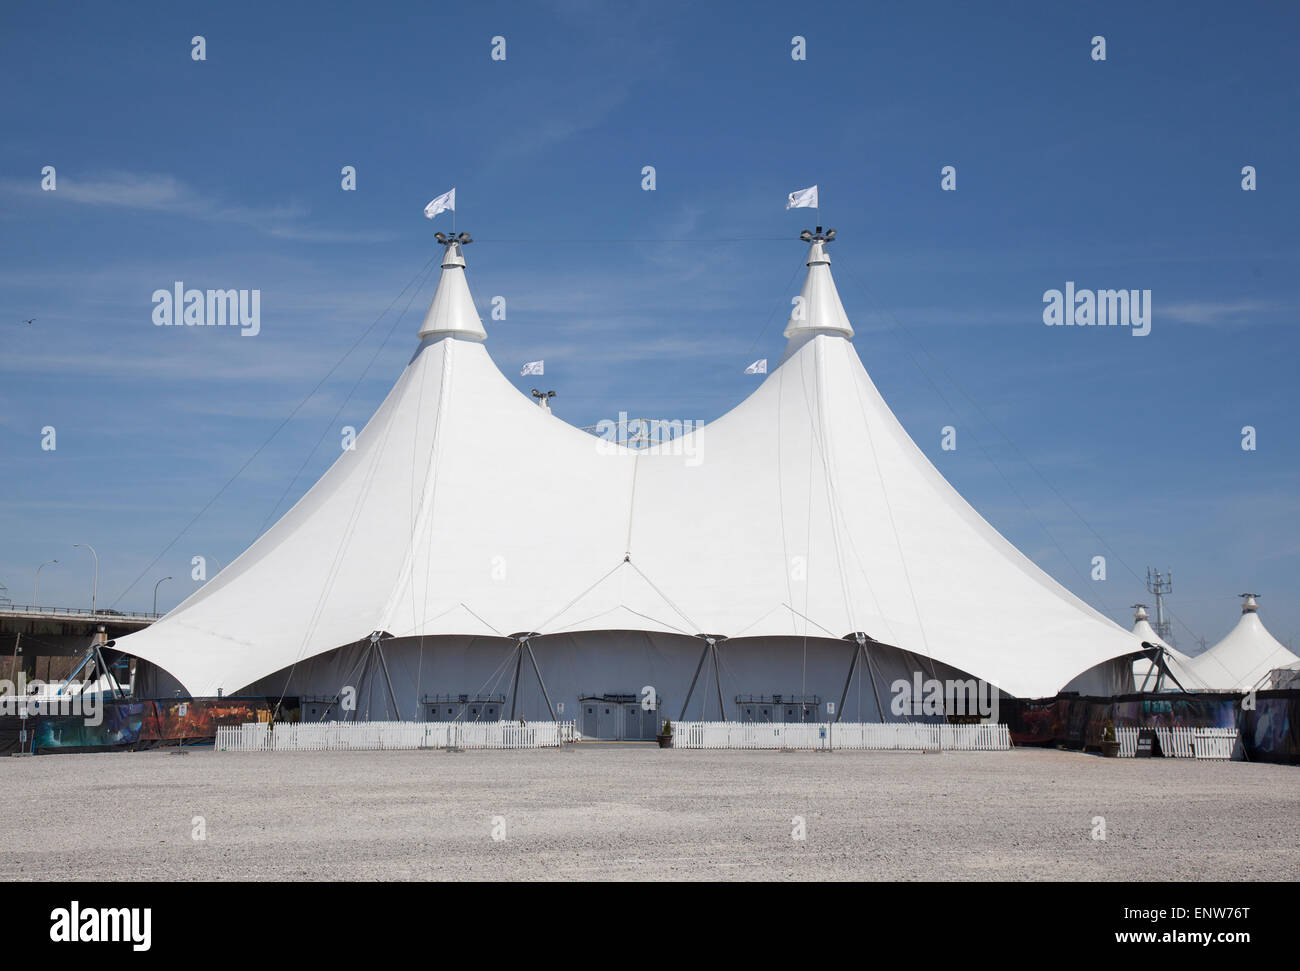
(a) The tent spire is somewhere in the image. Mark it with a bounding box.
[417,231,486,342]
[783,226,854,341]
[1240,592,1259,614]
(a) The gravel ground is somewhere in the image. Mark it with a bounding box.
[1,745,1296,881]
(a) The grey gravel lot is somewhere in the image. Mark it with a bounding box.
[1,746,1295,881]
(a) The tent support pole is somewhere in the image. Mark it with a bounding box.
[1155,647,1189,694]
[522,639,557,721]
[352,642,375,722]
[709,640,727,722]
[93,644,126,700]
[60,629,123,697]
[353,645,367,722]
[509,646,524,720]
[679,640,711,721]
[1135,647,1159,692]
[856,634,887,724]
[328,640,373,723]
[835,643,859,724]
[59,647,96,696]
[373,638,402,721]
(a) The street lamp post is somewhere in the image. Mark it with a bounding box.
[153,576,173,616]
[33,559,58,605]
[73,544,98,614]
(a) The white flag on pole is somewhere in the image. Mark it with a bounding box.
[424,187,456,219]
[786,185,818,210]
[744,358,767,375]
[521,360,544,376]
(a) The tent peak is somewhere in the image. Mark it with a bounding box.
[783,227,854,341]
[418,233,486,342]
[798,226,838,265]
[1132,603,1149,622]
[434,231,472,267]
[1185,591,1297,689]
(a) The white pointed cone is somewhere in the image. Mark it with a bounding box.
[783,239,854,340]
[417,241,486,341]
[1131,605,1173,651]
[1188,598,1300,689]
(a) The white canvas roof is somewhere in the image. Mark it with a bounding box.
[1186,596,1300,690]
[115,232,1142,698]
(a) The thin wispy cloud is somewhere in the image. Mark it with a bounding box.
[0,171,396,243]
[1159,299,1288,326]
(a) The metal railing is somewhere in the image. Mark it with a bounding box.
[0,603,160,620]
[670,721,1011,751]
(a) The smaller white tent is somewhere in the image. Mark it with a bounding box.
[1187,595,1300,691]
[1129,604,1201,692]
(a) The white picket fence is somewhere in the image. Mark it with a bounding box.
[669,721,1010,751]
[1115,727,1139,757]
[1156,727,1195,758]
[216,720,577,753]
[1113,726,1237,759]
[1193,728,1237,760]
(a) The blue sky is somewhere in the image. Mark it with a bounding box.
[1,0,1296,652]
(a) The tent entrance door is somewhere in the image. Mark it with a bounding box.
[578,695,661,740]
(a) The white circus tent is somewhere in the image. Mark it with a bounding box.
[1186,595,1300,690]
[114,229,1141,708]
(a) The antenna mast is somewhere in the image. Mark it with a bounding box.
[1145,567,1174,646]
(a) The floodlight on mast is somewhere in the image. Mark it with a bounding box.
[800,226,837,242]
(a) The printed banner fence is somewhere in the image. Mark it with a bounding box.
[1005,694,1241,749]
[4,691,1294,763]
